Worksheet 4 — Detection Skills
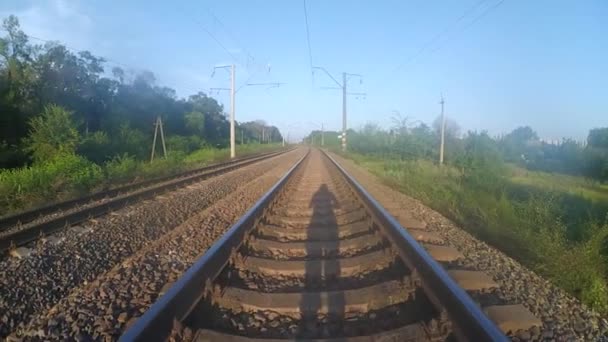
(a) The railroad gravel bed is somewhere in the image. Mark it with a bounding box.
[330,152,608,341]
[0,149,301,339]
[9,150,304,341]
[0,152,279,238]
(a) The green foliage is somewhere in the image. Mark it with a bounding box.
[78,131,112,164]
[184,111,205,135]
[104,154,140,184]
[0,153,102,212]
[588,128,608,149]
[454,131,506,190]
[166,135,205,154]
[496,125,608,181]
[239,121,283,145]
[115,124,148,160]
[140,152,185,178]
[25,105,80,163]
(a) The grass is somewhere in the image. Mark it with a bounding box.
[508,164,608,203]
[0,143,284,217]
[341,151,608,315]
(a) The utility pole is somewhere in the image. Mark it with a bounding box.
[342,72,347,151]
[211,64,236,158]
[439,95,446,166]
[321,123,324,146]
[312,66,364,152]
[230,64,235,158]
[150,116,167,162]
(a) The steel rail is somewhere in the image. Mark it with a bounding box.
[119,149,309,342]
[0,148,291,232]
[323,150,507,342]
[0,148,294,254]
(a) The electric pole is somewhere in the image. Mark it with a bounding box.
[439,95,446,166]
[150,116,167,162]
[230,64,235,158]
[211,65,283,157]
[342,72,347,151]
[211,64,236,158]
[312,66,364,152]
[321,123,324,146]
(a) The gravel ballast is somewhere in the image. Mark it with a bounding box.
[0,149,303,339]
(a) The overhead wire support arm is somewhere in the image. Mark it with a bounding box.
[312,66,342,87]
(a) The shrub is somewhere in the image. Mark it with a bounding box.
[78,131,113,164]
[166,135,205,154]
[0,153,102,214]
[140,151,185,178]
[114,124,148,160]
[24,105,80,163]
[104,154,140,184]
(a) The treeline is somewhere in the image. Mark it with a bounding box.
[342,119,608,182]
[0,15,282,169]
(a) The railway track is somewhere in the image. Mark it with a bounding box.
[0,148,291,255]
[122,149,542,341]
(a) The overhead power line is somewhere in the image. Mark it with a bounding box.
[204,7,258,69]
[428,0,507,56]
[180,5,278,93]
[392,0,504,73]
[302,0,314,78]
[180,9,240,64]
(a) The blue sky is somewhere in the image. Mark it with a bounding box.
[1,0,606,142]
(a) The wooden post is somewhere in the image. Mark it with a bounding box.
[151,116,167,161]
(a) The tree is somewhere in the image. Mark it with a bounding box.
[25,105,80,163]
[185,111,205,135]
[454,131,505,190]
[433,116,461,138]
[499,126,540,163]
[588,128,608,149]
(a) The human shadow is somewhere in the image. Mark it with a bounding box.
[297,183,345,339]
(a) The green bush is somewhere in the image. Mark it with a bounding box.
[104,154,140,184]
[115,124,148,160]
[0,143,281,216]
[140,152,185,178]
[184,147,225,165]
[24,105,80,163]
[0,153,103,213]
[78,131,113,164]
[166,135,205,154]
